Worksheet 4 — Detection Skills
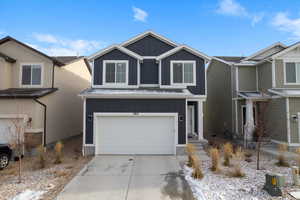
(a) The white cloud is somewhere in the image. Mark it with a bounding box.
[216,0,264,26]
[272,12,300,40]
[132,7,148,22]
[31,33,103,56]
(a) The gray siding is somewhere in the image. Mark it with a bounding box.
[85,99,186,145]
[205,60,233,137]
[257,62,272,91]
[289,98,300,143]
[93,49,138,85]
[124,35,175,56]
[140,59,159,84]
[275,59,300,88]
[161,49,205,95]
[238,66,257,91]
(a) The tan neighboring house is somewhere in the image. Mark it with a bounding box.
[206,41,300,148]
[0,36,91,148]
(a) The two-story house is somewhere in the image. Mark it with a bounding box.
[0,36,91,149]
[206,42,300,148]
[80,31,211,155]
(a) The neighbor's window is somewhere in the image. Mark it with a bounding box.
[172,61,195,85]
[104,61,127,84]
[21,64,42,86]
[286,62,300,84]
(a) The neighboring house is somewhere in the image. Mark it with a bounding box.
[206,41,300,148]
[0,36,91,148]
[80,31,211,155]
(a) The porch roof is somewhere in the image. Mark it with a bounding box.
[0,88,57,98]
[269,88,300,97]
[238,91,272,100]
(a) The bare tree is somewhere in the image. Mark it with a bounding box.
[255,100,269,170]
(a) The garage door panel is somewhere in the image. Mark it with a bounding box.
[95,115,176,155]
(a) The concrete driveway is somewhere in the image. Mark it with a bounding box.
[56,156,194,200]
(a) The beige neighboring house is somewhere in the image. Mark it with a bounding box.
[0,36,91,148]
[206,41,300,148]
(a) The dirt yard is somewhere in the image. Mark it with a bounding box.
[0,136,92,200]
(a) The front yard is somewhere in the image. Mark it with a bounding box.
[0,136,92,200]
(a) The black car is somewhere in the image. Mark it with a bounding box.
[0,144,13,170]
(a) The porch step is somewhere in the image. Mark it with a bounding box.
[188,139,208,150]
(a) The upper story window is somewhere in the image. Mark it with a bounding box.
[171,61,196,86]
[285,62,300,84]
[21,64,42,87]
[103,60,128,85]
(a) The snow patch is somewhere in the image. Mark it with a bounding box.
[11,190,45,200]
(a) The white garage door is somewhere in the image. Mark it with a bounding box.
[95,113,177,155]
[0,119,17,144]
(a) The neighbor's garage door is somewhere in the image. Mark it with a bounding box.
[95,113,177,155]
[0,119,17,144]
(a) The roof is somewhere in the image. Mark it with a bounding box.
[88,45,143,61]
[238,91,272,99]
[271,41,300,59]
[156,45,211,62]
[121,30,178,47]
[52,56,83,64]
[79,88,196,98]
[0,36,64,66]
[269,88,300,97]
[215,56,245,63]
[0,88,58,98]
[0,52,16,63]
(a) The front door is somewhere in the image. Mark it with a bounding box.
[241,106,256,136]
[187,106,194,135]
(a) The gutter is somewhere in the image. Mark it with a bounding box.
[52,62,55,88]
[33,98,47,147]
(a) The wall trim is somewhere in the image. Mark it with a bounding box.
[286,97,291,144]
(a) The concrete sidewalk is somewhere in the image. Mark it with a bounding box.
[56,155,194,200]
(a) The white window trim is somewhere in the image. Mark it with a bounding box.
[102,60,129,87]
[170,60,196,87]
[284,61,300,85]
[20,63,43,88]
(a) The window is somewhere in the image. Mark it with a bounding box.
[285,62,300,84]
[21,64,42,86]
[171,61,195,85]
[103,61,128,85]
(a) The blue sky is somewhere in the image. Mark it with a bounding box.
[1,0,300,56]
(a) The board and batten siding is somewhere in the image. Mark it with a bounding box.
[238,66,257,91]
[124,35,175,56]
[161,49,205,95]
[85,99,186,145]
[257,62,272,92]
[93,49,138,86]
[140,59,159,84]
[289,98,300,143]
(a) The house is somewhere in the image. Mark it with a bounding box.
[80,31,211,155]
[206,41,300,148]
[0,36,91,149]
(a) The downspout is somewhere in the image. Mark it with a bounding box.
[34,98,47,147]
[51,63,55,88]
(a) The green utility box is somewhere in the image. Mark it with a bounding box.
[263,173,285,196]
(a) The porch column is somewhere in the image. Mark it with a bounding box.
[244,99,255,142]
[197,100,204,140]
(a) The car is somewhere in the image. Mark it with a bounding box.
[0,144,13,170]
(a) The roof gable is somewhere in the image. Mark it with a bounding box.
[272,41,300,59]
[88,45,143,60]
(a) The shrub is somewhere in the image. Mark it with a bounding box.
[37,145,47,169]
[186,144,196,167]
[191,154,203,179]
[276,144,289,167]
[223,142,233,166]
[209,147,220,172]
[54,141,64,164]
[230,147,245,178]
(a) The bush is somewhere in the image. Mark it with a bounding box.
[186,144,196,167]
[230,147,245,178]
[223,142,233,166]
[276,144,289,167]
[37,145,47,169]
[54,141,64,164]
[209,147,220,172]
[191,154,203,179]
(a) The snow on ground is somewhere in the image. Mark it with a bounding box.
[11,190,45,200]
[184,151,296,200]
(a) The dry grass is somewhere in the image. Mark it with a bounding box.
[186,144,197,167]
[223,142,233,166]
[276,144,289,167]
[53,170,69,178]
[54,141,64,164]
[230,147,245,178]
[191,154,204,179]
[295,148,300,168]
[209,147,221,172]
[37,145,47,169]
